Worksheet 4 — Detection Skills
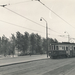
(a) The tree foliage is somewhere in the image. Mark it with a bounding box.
[0,31,58,56]
[30,33,36,54]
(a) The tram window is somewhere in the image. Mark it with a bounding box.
[54,45,55,50]
[52,46,53,50]
[62,46,65,50]
[74,47,75,50]
[56,46,58,50]
[50,45,51,50]
[66,47,68,51]
[62,47,64,49]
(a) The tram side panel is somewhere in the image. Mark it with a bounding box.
[72,50,75,57]
[49,50,67,58]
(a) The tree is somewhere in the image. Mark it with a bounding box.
[30,33,36,54]
[54,38,58,43]
[35,34,42,54]
[1,35,9,56]
[23,32,29,53]
[42,38,47,53]
[16,31,22,52]
[10,34,16,57]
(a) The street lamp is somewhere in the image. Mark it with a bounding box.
[64,31,70,42]
[40,17,48,58]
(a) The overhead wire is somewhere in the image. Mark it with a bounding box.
[4,7,45,28]
[0,19,69,39]
[6,0,75,42]
[38,1,75,29]
[4,6,64,35]
[0,19,63,38]
[0,19,44,33]
[0,2,67,36]
[0,19,64,37]
[36,0,75,41]
[49,28,63,35]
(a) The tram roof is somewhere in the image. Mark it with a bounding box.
[50,42,75,45]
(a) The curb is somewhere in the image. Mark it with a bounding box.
[0,58,48,67]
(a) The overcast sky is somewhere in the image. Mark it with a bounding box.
[0,0,75,42]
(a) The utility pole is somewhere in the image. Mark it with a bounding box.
[40,17,48,58]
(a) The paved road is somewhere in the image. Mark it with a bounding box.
[1,57,75,75]
[0,54,47,66]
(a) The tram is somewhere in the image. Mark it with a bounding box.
[49,42,75,58]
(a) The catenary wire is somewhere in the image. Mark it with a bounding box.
[49,28,63,34]
[0,19,64,37]
[0,4,66,36]
[4,7,64,35]
[4,7,45,28]
[0,19,44,33]
[0,19,70,39]
[0,1,74,41]
[38,1,75,29]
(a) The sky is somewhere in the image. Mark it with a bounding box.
[0,0,75,42]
